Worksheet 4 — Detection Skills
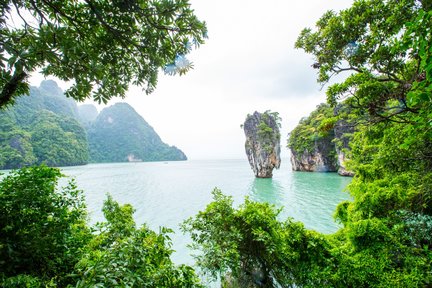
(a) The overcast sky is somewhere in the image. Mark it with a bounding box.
[30,0,353,160]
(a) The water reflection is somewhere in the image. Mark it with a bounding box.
[287,171,351,233]
[249,177,285,206]
[248,171,352,234]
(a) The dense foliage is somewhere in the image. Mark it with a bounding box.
[256,111,281,153]
[0,80,188,168]
[31,111,89,167]
[288,103,335,154]
[0,165,91,287]
[184,0,432,287]
[0,0,207,107]
[182,189,332,287]
[0,165,202,287]
[0,81,89,169]
[88,102,187,162]
[295,0,429,124]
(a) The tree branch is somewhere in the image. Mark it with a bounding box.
[332,66,363,74]
[0,64,27,107]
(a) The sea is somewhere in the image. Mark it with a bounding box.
[60,158,352,266]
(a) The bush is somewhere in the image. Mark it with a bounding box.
[0,165,91,286]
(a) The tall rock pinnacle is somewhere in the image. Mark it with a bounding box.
[243,111,281,178]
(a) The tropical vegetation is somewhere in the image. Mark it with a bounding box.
[88,102,187,163]
[0,81,88,169]
[1,0,432,287]
[0,0,207,107]
[0,80,186,169]
[0,165,202,287]
[183,0,432,286]
[288,103,335,154]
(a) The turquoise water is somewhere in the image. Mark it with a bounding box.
[61,159,351,265]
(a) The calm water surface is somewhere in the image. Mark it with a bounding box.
[61,159,351,265]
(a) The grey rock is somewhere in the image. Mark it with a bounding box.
[243,111,281,178]
[290,132,338,172]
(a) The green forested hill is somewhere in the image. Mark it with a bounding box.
[77,104,99,128]
[88,103,187,162]
[0,81,88,169]
[0,81,187,169]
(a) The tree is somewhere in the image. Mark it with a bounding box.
[295,0,431,124]
[74,195,203,287]
[182,189,337,288]
[0,165,203,287]
[0,0,207,107]
[0,165,91,286]
[184,1,432,286]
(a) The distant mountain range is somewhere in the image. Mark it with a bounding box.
[0,80,187,169]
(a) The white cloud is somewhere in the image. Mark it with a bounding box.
[30,0,354,160]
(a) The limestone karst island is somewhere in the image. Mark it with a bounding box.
[243,111,281,178]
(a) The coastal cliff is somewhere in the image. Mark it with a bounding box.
[289,135,338,172]
[243,111,281,178]
[288,103,354,176]
[333,106,355,176]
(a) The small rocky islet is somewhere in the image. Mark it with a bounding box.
[243,111,281,178]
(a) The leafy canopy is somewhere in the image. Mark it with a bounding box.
[0,165,91,286]
[0,0,207,107]
[288,103,336,153]
[295,0,431,124]
[0,165,203,287]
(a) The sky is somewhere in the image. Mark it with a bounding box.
[30,0,353,160]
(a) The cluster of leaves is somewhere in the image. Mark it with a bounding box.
[182,189,333,288]
[296,0,428,124]
[0,166,91,287]
[0,165,202,287]
[185,0,432,286]
[73,195,202,287]
[184,175,432,287]
[87,102,187,163]
[0,0,207,106]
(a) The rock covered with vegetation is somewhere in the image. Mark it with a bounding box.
[0,80,88,169]
[288,103,339,173]
[332,104,355,176]
[0,81,187,169]
[288,103,354,176]
[88,103,187,163]
[243,111,281,178]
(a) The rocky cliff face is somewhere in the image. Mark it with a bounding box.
[290,134,338,172]
[243,111,281,178]
[288,103,354,176]
[333,119,355,176]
